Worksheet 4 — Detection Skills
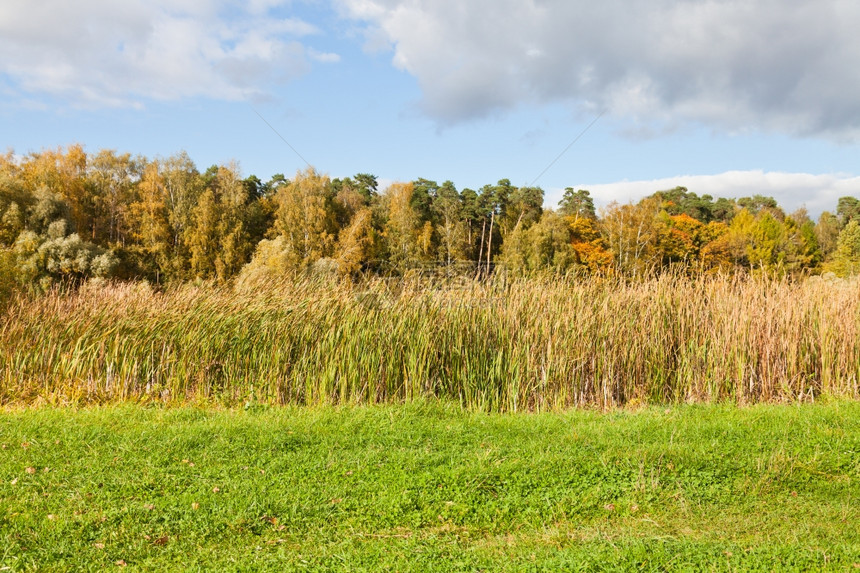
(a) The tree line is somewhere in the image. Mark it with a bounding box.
[2,145,859,294]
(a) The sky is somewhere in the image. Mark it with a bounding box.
[2,0,860,216]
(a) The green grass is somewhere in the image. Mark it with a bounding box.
[1,401,858,571]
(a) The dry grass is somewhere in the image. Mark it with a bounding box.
[1,274,858,410]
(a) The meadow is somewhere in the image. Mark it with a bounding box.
[1,275,859,570]
[1,401,858,571]
[1,274,858,410]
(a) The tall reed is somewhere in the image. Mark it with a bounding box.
[1,274,857,410]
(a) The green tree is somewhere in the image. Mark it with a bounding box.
[504,185,543,234]
[737,195,783,219]
[410,178,438,224]
[785,209,822,269]
[559,188,596,219]
[12,220,116,289]
[501,211,577,275]
[826,220,860,276]
[475,179,516,271]
[836,196,860,226]
[815,211,841,258]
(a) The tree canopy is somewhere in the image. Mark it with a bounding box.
[1,145,858,296]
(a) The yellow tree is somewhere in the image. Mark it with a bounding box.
[382,181,433,271]
[335,207,379,276]
[600,197,662,275]
[88,149,140,246]
[187,188,221,279]
[161,152,204,271]
[566,212,613,274]
[0,152,29,247]
[18,145,91,238]
[184,163,256,281]
[272,167,337,270]
[655,212,702,266]
[698,221,732,272]
[128,160,172,278]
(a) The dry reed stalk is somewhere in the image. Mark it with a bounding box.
[1,275,857,410]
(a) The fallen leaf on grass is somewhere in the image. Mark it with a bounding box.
[144,504,155,511]
[10,478,18,485]
[191,502,200,510]
[212,487,220,493]
[115,559,127,567]
[153,535,169,546]
[630,504,639,513]
[331,498,342,504]
[604,504,615,511]
[25,467,36,475]
[93,542,105,549]
[21,442,29,449]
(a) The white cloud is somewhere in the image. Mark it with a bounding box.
[0,0,334,107]
[308,49,342,63]
[560,171,860,217]
[337,0,860,139]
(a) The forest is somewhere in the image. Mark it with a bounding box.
[2,145,860,302]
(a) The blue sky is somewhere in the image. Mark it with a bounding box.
[2,0,860,216]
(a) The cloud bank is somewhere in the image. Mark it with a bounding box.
[338,0,860,139]
[0,0,338,107]
[572,171,860,217]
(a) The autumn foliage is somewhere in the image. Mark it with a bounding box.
[2,145,860,298]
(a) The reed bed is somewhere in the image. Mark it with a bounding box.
[1,274,858,410]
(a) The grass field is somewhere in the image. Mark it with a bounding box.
[1,401,858,571]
